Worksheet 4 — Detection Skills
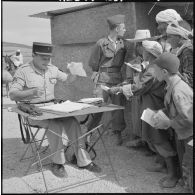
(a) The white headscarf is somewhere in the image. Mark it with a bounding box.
[142,40,163,57]
[156,9,183,24]
[166,22,193,40]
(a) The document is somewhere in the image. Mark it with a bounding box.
[141,108,156,127]
[67,62,87,77]
[125,62,142,72]
[78,97,104,104]
[39,100,94,113]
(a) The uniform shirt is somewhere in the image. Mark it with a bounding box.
[164,75,193,140]
[88,36,128,85]
[10,61,68,103]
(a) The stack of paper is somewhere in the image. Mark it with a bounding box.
[78,98,104,104]
[39,100,94,113]
[141,108,157,127]
[67,62,87,77]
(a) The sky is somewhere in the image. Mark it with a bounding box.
[2,1,92,46]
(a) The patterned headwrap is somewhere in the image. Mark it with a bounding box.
[142,40,163,57]
[156,9,183,24]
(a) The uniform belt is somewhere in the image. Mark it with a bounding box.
[99,67,120,73]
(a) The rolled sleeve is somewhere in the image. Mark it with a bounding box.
[88,42,102,72]
[10,69,25,91]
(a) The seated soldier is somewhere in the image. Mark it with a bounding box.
[9,42,101,178]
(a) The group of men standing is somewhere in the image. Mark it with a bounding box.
[8,7,193,191]
[88,9,193,190]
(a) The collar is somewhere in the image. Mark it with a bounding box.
[176,40,192,56]
[30,61,47,75]
[108,36,118,44]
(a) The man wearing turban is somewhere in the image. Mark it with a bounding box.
[110,41,176,185]
[155,9,183,53]
[166,20,193,88]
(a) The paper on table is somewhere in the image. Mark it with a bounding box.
[39,100,94,113]
[67,62,87,77]
[78,97,104,104]
[141,108,156,127]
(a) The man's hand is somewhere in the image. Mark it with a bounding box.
[152,114,171,129]
[109,86,122,94]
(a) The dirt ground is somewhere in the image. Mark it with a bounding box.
[2,93,189,193]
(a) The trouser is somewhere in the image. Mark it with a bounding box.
[147,140,176,158]
[86,84,126,132]
[172,132,193,179]
[29,117,92,167]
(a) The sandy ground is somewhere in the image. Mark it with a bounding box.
[2,90,189,193]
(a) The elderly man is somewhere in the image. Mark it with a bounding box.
[110,41,177,179]
[155,9,183,52]
[9,42,101,178]
[87,14,128,145]
[152,52,193,188]
[166,21,193,88]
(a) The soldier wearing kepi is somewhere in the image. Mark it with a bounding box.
[87,14,127,145]
[9,42,101,178]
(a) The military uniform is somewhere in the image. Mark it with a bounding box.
[9,44,92,167]
[87,15,127,134]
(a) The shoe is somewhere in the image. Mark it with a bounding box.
[80,162,101,173]
[51,163,68,178]
[146,163,167,173]
[113,131,123,146]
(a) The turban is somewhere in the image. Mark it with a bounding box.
[156,9,183,24]
[166,22,193,40]
[142,40,163,57]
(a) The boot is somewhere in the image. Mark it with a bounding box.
[159,157,179,188]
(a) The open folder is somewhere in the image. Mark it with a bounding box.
[141,108,169,128]
[39,100,95,113]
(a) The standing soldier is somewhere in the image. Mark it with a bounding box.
[87,15,128,145]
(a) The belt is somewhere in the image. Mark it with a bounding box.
[99,67,120,73]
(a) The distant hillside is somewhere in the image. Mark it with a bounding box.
[3,42,32,49]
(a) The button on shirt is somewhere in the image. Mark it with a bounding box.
[10,61,68,103]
